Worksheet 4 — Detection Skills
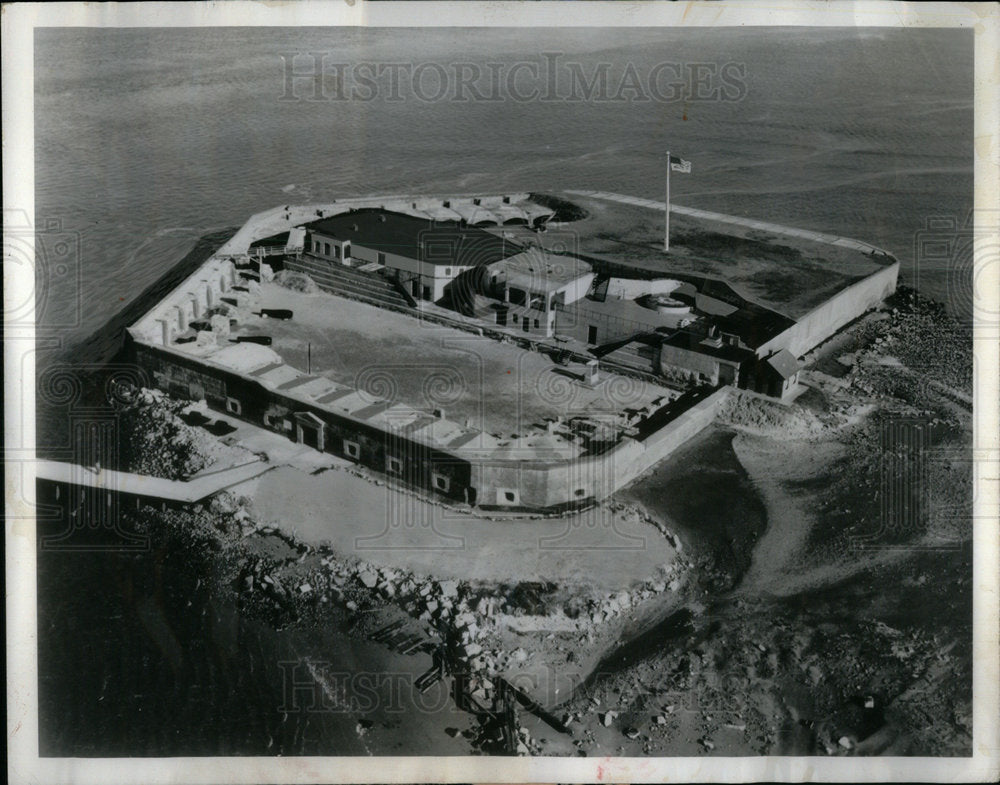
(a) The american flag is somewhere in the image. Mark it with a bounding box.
[669,154,691,174]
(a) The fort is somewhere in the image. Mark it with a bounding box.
[126,191,898,512]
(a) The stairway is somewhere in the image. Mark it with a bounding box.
[286,255,413,311]
[601,339,659,373]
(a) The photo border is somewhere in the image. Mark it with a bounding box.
[4,2,998,783]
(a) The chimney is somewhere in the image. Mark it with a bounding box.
[174,304,187,331]
[205,282,215,308]
[220,273,229,293]
[189,294,201,319]
[158,318,171,346]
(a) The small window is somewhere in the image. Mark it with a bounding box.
[324,243,331,256]
[504,491,516,503]
[226,397,242,415]
[387,457,402,475]
[534,318,540,328]
[574,488,586,498]
[377,252,386,265]
[344,440,360,459]
[512,314,519,324]
[312,239,319,252]
[444,267,452,276]
[433,473,450,492]
[334,245,341,259]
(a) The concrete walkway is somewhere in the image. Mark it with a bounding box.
[565,189,893,256]
[35,458,274,503]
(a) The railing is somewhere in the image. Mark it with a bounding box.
[250,245,288,259]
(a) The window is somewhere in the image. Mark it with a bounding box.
[334,245,341,259]
[225,397,241,415]
[504,491,516,503]
[312,239,319,253]
[444,267,452,276]
[433,473,450,492]
[378,252,386,265]
[512,314,519,324]
[574,488,586,497]
[324,243,331,256]
[534,318,540,328]
[343,440,360,459]
[387,457,402,475]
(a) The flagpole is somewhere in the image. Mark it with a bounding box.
[665,150,671,252]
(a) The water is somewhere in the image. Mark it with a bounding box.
[35,27,973,345]
[32,27,973,756]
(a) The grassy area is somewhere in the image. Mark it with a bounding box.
[542,194,889,319]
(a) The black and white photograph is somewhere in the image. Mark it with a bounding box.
[5,2,999,783]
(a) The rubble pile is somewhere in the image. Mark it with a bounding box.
[274,269,318,293]
[112,387,251,480]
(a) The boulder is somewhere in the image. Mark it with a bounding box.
[602,711,618,727]
[438,580,459,598]
[462,642,482,658]
[358,570,378,589]
[260,263,275,282]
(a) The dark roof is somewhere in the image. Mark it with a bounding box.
[660,328,751,364]
[303,208,520,267]
[764,349,800,379]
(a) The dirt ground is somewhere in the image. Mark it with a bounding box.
[552,299,974,758]
[245,282,669,436]
[245,463,679,593]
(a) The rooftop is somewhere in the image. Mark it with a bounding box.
[495,249,594,294]
[303,208,522,267]
[765,348,800,380]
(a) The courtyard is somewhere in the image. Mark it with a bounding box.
[235,281,673,437]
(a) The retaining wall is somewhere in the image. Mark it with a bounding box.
[757,262,899,359]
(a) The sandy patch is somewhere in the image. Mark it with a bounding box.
[250,464,677,592]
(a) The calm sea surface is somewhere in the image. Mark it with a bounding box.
[32,27,974,756]
[35,27,974,345]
